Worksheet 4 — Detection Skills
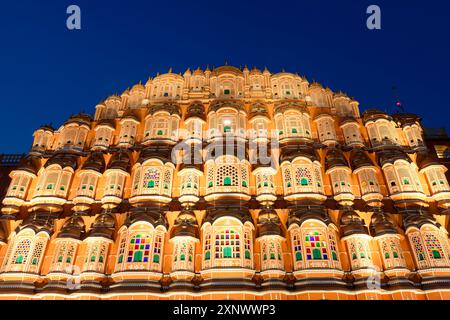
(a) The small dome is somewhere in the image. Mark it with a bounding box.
[377,148,411,167]
[87,212,116,240]
[107,150,131,172]
[96,118,115,130]
[287,205,331,228]
[362,109,392,124]
[349,149,374,171]
[392,113,421,127]
[309,81,323,90]
[249,67,262,75]
[249,102,269,120]
[340,208,368,237]
[131,83,145,92]
[185,101,206,121]
[369,209,397,237]
[257,207,283,238]
[274,101,308,115]
[58,214,86,240]
[147,103,181,117]
[192,67,204,76]
[280,142,318,163]
[63,113,93,127]
[170,209,199,239]
[125,206,168,230]
[16,156,38,175]
[37,124,54,132]
[136,145,173,165]
[416,151,440,170]
[45,153,78,170]
[82,152,106,173]
[325,148,349,171]
[121,109,140,122]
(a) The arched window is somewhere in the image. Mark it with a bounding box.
[83,240,110,273]
[2,230,49,274]
[50,240,79,273]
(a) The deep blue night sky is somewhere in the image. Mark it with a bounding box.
[0,0,449,153]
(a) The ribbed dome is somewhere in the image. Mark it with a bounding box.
[416,151,440,170]
[45,153,78,170]
[107,150,131,171]
[325,148,349,171]
[185,101,206,121]
[58,214,86,240]
[136,145,173,165]
[349,148,374,171]
[16,156,38,175]
[82,152,106,173]
[369,208,398,237]
[170,209,199,239]
[377,148,411,167]
[87,212,116,240]
[63,113,93,127]
[257,207,283,238]
[280,142,318,163]
[340,208,368,237]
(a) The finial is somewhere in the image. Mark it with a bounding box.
[168,68,173,73]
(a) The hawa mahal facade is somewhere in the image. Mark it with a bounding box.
[0,65,450,300]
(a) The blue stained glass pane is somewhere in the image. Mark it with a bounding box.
[144,258,148,262]
[323,255,328,260]
[310,236,315,241]
[136,239,140,244]
[307,255,312,260]
[145,245,150,250]
[127,257,132,262]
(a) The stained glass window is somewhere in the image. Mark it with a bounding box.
[304,231,328,260]
[295,167,312,186]
[127,233,152,263]
[142,168,160,189]
[153,234,163,264]
[293,234,302,261]
[12,239,31,265]
[424,232,445,260]
[328,232,339,261]
[204,232,211,260]
[410,233,426,261]
[215,229,240,259]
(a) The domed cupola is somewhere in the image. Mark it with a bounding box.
[136,144,173,165]
[362,109,392,124]
[87,212,116,240]
[16,156,39,175]
[57,213,86,240]
[377,148,411,167]
[340,207,368,238]
[45,152,78,171]
[325,147,349,171]
[102,151,131,208]
[107,150,131,172]
[82,152,106,173]
[369,208,398,237]
[256,206,286,277]
[170,208,199,240]
[287,204,331,229]
[17,212,55,236]
[257,206,284,238]
[63,113,93,127]
[124,206,167,230]
[349,148,373,171]
[185,101,206,121]
[280,141,318,163]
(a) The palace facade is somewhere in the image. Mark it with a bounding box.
[1,65,450,300]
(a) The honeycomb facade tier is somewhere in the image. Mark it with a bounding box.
[0,65,450,300]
